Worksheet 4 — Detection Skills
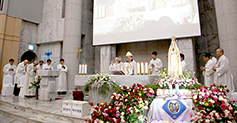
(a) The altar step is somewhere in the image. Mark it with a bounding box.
[0,96,90,123]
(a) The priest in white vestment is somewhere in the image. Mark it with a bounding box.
[109,57,122,71]
[149,51,163,75]
[23,61,38,97]
[200,53,215,87]
[3,59,16,85]
[15,60,28,84]
[122,51,137,75]
[36,60,44,70]
[168,36,182,78]
[43,59,53,70]
[57,59,68,94]
[213,48,235,92]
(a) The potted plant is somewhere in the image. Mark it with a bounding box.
[84,73,118,104]
[29,76,41,99]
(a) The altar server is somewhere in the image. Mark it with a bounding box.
[213,48,235,92]
[122,51,137,75]
[210,54,218,65]
[36,60,44,70]
[109,57,122,71]
[23,61,38,97]
[57,59,68,95]
[200,53,215,87]
[180,53,188,70]
[15,60,28,84]
[3,59,16,84]
[148,51,163,75]
[43,59,53,70]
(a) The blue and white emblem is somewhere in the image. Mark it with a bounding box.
[162,99,187,122]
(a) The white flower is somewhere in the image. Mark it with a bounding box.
[125,99,128,102]
[121,112,125,116]
[116,107,120,110]
[193,95,197,99]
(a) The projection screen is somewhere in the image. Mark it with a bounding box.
[93,0,201,45]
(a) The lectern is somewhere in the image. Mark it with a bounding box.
[37,70,59,101]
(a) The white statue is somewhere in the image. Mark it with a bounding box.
[168,36,182,78]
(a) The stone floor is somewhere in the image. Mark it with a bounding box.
[0,93,90,123]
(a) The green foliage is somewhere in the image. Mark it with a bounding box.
[84,73,119,96]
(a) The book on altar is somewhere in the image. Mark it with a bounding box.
[110,70,125,75]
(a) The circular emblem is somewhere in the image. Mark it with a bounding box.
[168,100,180,114]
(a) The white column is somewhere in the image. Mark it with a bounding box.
[215,0,237,90]
[100,46,112,73]
[62,0,82,90]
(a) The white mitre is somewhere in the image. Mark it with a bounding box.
[126,51,133,57]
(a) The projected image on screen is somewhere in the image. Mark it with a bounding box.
[93,0,201,45]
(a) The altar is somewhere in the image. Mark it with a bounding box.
[74,75,160,87]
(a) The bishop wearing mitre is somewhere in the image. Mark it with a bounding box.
[3,59,16,85]
[213,48,235,92]
[57,59,68,95]
[122,51,137,75]
[168,36,182,78]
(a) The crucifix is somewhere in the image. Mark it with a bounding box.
[45,49,53,61]
[75,47,82,59]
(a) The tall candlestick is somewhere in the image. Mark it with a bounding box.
[137,62,140,75]
[79,64,82,74]
[82,64,85,75]
[145,62,148,74]
[85,64,87,75]
[141,62,144,75]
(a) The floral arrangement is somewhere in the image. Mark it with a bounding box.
[85,84,156,123]
[29,76,41,89]
[190,84,237,122]
[147,69,202,90]
[84,74,118,95]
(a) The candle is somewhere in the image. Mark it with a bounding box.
[145,62,148,74]
[79,64,82,74]
[175,84,179,94]
[141,62,144,74]
[169,84,172,94]
[137,62,140,75]
[82,64,85,74]
[85,64,87,74]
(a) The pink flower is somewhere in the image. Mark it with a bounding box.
[114,101,119,105]
[126,110,130,114]
[194,116,199,121]
[116,113,120,117]
[147,93,153,97]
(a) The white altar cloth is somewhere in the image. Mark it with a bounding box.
[148,97,194,122]
[74,75,159,87]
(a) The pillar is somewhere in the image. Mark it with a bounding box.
[214,0,237,90]
[0,14,22,92]
[62,0,83,90]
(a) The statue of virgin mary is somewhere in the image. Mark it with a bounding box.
[168,36,182,78]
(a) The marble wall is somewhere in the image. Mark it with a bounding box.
[116,40,170,68]
[193,0,219,84]
[214,0,237,90]
[177,38,196,72]
[37,0,64,43]
[80,0,97,74]
[19,21,38,63]
[37,42,62,69]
